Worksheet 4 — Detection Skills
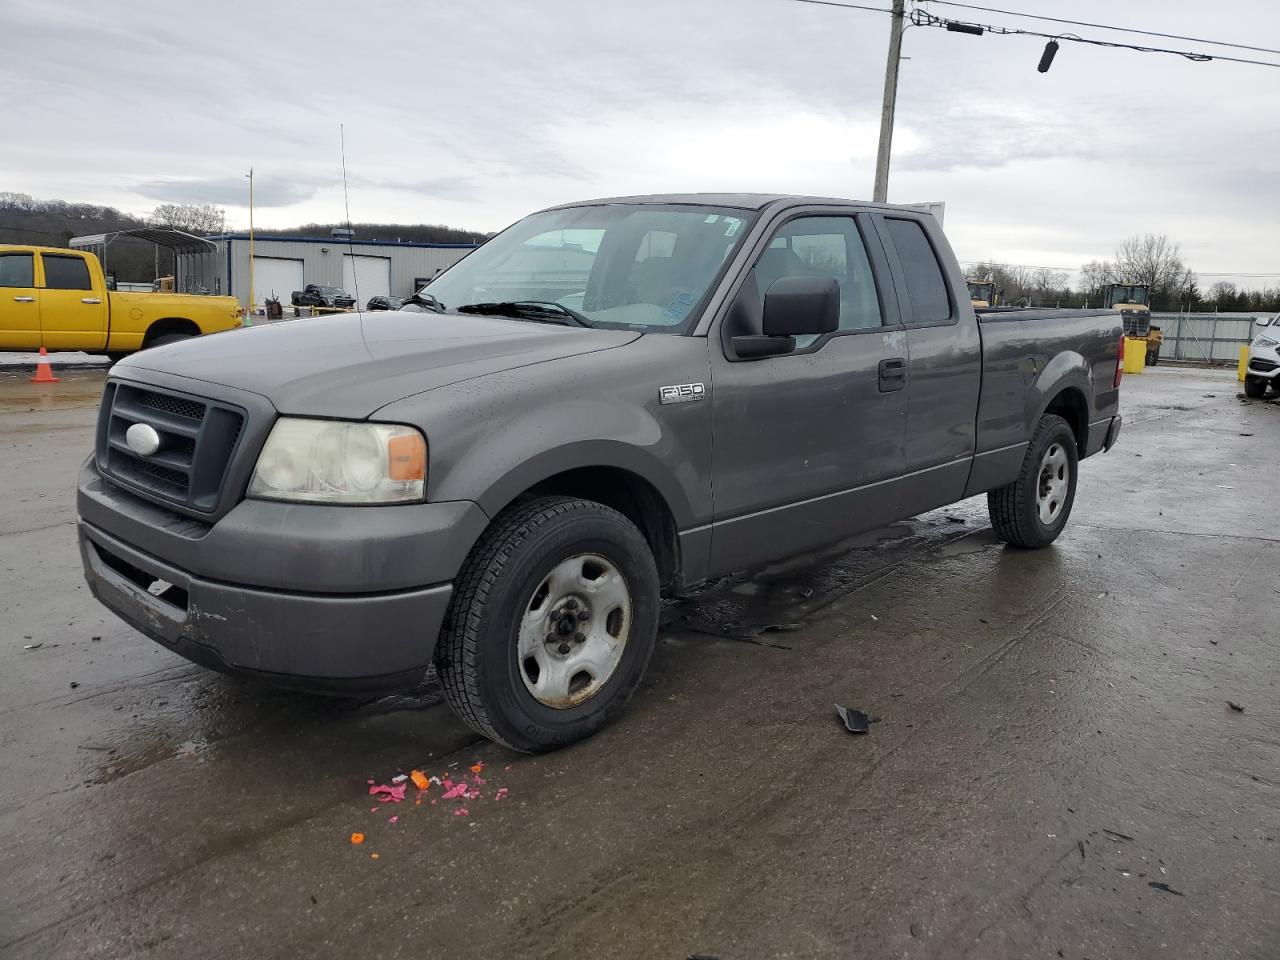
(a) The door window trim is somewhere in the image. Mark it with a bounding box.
[712,206,906,361]
[870,213,958,329]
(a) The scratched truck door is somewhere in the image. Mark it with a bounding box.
[708,212,908,572]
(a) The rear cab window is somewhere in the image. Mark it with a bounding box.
[0,252,35,287]
[883,218,952,325]
[40,254,92,290]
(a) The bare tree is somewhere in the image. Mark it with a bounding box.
[1028,267,1069,297]
[1112,234,1194,299]
[1079,259,1115,295]
[148,203,225,235]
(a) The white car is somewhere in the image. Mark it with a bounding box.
[1245,315,1280,398]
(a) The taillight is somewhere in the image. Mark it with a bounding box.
[1114,332,1125,388]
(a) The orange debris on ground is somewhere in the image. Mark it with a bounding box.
[410,769,430,790]
[350,832,365,845]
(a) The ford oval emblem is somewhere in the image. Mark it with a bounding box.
[125,423,162,457]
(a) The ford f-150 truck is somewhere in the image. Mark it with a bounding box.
[290,284,356,309]
[0,245,242,357]
[77,194,1123,752]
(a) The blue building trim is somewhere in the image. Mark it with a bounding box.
[213,234,480,249]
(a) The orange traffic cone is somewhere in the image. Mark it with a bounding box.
[31,347,60,384]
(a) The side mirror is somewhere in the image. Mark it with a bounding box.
[762,276,840,337]
[1257,316,1272,327]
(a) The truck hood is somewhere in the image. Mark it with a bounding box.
[118,311,641,417]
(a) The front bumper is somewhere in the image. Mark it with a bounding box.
[77,459,489,693]
[1246,346,1280,380]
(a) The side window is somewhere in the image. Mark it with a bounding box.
[884,218,951,324]
[0,253,35,288]
[754,216,882,345]
[41,254,92,291]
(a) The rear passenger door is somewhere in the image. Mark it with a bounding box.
[873,214,981,514]
[0,251,41,349]
[39,252,107,350]
[708,212,909,574]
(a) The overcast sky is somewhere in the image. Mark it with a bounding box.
[3,0,1277,285]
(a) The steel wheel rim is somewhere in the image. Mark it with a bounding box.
[1037,442,1069,525]
[516,553,633,709]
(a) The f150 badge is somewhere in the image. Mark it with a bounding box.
[659,382,706,404]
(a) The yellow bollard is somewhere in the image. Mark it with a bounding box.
[1123,337,1147,374]
[1239,345,1249,382]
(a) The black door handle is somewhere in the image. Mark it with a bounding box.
[878,357,906,392]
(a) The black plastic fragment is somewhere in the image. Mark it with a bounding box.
[836,704,873,734]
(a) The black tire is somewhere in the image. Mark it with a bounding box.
[987,414,1079,549]
[144,333,194,350]
[435,495,660,753]
[1244,377,1267,399]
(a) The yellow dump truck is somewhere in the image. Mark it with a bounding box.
[0,245,241,358]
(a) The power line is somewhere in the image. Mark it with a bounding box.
[789,0,892,12]
[921,1,1280,57]
[959,260,1280,279]
[910,8,1280,68]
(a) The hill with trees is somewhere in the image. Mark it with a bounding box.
[0,194,486,282]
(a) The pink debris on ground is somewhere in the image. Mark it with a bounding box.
[441,782,469,800]
[369,783,407,803]
[388,815,399,824]
[454,807,469,817]
[495,788,509,801]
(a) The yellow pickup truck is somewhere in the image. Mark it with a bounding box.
[0,244,241,358]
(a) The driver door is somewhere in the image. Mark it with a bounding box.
[707,212,909,576]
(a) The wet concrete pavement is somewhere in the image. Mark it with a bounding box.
[1,367,1276,959]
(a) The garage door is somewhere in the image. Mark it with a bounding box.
[342,255,391,304]
[251,257,304,305]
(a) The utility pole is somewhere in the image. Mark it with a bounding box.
[873,0,906,203]
[246,167,255,325]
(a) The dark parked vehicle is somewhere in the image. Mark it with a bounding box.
[78,193,1124,753]
[365,296,405,311]
[290,284,355,308]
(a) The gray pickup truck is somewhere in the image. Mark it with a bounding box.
[78,194,1123,752]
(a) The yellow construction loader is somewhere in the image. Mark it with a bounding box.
[1103,284,1162,365]
[967,279,999,308]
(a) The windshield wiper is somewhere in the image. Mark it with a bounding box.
[403,291,447,313]
[455,300,592,327]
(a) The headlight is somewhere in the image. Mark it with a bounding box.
[248,418,426,504]
[1255,336,1279,349]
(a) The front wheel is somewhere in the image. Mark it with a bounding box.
[435,496,660,753]
[988,414,1079,548]
[1244,376,1267,399]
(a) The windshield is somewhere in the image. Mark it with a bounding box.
[415,203,756,332]
[1109,285,1148,307]
[321,287,344,295]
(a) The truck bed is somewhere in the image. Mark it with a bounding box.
[966,306,1123,495]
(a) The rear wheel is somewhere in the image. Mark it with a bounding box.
[988,414,1078,549]
[144,332,194,350]
[435,495,660,753]
[1244,377,1267,399]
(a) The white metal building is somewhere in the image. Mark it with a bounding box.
[194,234,479,308]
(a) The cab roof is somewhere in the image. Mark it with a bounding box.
[543,193,919,214]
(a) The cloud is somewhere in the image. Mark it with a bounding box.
[132,175,321,208]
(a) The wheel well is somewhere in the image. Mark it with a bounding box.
[142,317,200,345]
[520,467,680,592]
[1044,387,1088,456]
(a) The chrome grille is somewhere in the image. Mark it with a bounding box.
[96,382,246,513]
